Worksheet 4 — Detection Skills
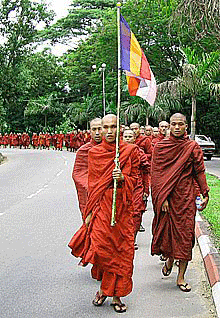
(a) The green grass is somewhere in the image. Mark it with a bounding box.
[200,173,220,251]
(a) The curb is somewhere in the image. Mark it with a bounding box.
[195,212,220,317]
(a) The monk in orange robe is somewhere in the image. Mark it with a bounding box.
[151,113,209,292]
[152,121,169,147]
[123,129,150,249]
[145,125,153,141]
[32,133,38,149]
[69,114,139,313]
[72,118,103,217]
[130,122,152,160]
[130,122,152,232]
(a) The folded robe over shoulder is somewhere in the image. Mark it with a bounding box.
[151,134,209,261]
[69,139,140,284]
[72,139,98,217]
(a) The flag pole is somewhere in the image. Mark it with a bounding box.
[111,2,121,227]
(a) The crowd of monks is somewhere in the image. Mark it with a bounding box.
[68,114,209,313]
[0,130,91,151]
[1,115,209,314]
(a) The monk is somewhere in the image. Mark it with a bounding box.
[145,125,153,141]
[72,118,103,217]
[130,123,152,160]
[151,113,209,292]
[69,114,139,313]
[130,122,152,232]
[152,121,169,147]
[123,129,150,249]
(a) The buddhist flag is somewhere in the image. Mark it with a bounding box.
[120,14,157,106]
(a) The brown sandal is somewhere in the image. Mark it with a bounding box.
[162,262,173,276]
[177,283,191,292]
[92,291,107,306]
[111,302,127,313]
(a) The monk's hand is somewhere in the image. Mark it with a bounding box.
[112,168,124,181]
[162,199,169,213]
[198,196,209,211]
[85,212,92,227]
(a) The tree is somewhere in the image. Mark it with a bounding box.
[0,0,54,131]
[158,48,220,139]
[172,0,220,51]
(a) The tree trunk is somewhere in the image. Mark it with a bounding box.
[191,96,196,140]
[146,116,149,126]
[44,114,47,131]
[125,113,128,125]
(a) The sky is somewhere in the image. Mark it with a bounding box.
[39,0,77,56]
[45,0,72,20]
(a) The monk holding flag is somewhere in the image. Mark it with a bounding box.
[68,114,139,313]
[72,118,103,218]
[151,113,209,292]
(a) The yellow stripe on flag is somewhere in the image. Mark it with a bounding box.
[130,32,142,76]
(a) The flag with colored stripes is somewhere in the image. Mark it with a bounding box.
[120,14,157,106]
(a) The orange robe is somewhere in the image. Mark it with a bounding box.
[133,148,150,233]
[151,134,209,261]
[72,139,99,217]
[135,134,152,161]
[151,132,165,147]
[69,139,140,297]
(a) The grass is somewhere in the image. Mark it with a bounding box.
[200,173,220,251]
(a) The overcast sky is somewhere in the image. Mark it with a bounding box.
[40,0,78,56]
[45,0,72,20]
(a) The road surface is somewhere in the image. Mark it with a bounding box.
[0,148,217,318]
[205,156,220,179]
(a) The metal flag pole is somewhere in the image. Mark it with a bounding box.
[111,2,121,227]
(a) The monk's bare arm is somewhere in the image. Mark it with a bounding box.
[162,199,169,213]
[193,144,209,211]
[85,212,92,227]
[112,168,124,181]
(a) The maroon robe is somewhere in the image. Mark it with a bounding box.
[151,132,165,147]
[135,134,153,161]
[72,139,99,217]
[151,134,209,261]
[69,139,140,297]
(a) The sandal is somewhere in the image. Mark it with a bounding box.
[162,262,173,276]
[111,302,127,313]
[159,255,167,262]
[177,283,191,292]
[92,291,107,306]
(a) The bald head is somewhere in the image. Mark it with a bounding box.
[123,129,135,144]
[90,118,102,129]
[102,114,117,143]
[158,121,169,136]
[170,113,186,123]
[170,113,188,138]
[130,122,140,137]
[90,117,102,143]
[102,114,117,125]
[145,125,153,136]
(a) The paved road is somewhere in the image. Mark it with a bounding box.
[205,156,220,179]
[0,149,217,318]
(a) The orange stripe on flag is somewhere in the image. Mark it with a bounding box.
[127,76,140,96]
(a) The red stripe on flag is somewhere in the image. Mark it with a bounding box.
[140,51,151,80]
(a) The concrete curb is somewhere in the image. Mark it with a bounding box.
[195,212,220,317]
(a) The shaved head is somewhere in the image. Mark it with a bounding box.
[170,113,187,123]
[130,122,140,137]
[102,114,117,125]
[90,118,102,128]
[102,114,117,143]
[159,121,169,127]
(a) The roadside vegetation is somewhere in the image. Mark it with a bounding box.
[201,173,220,251]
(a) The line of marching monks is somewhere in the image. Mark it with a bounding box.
[0,125,163,151]
[0,130,92,151]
